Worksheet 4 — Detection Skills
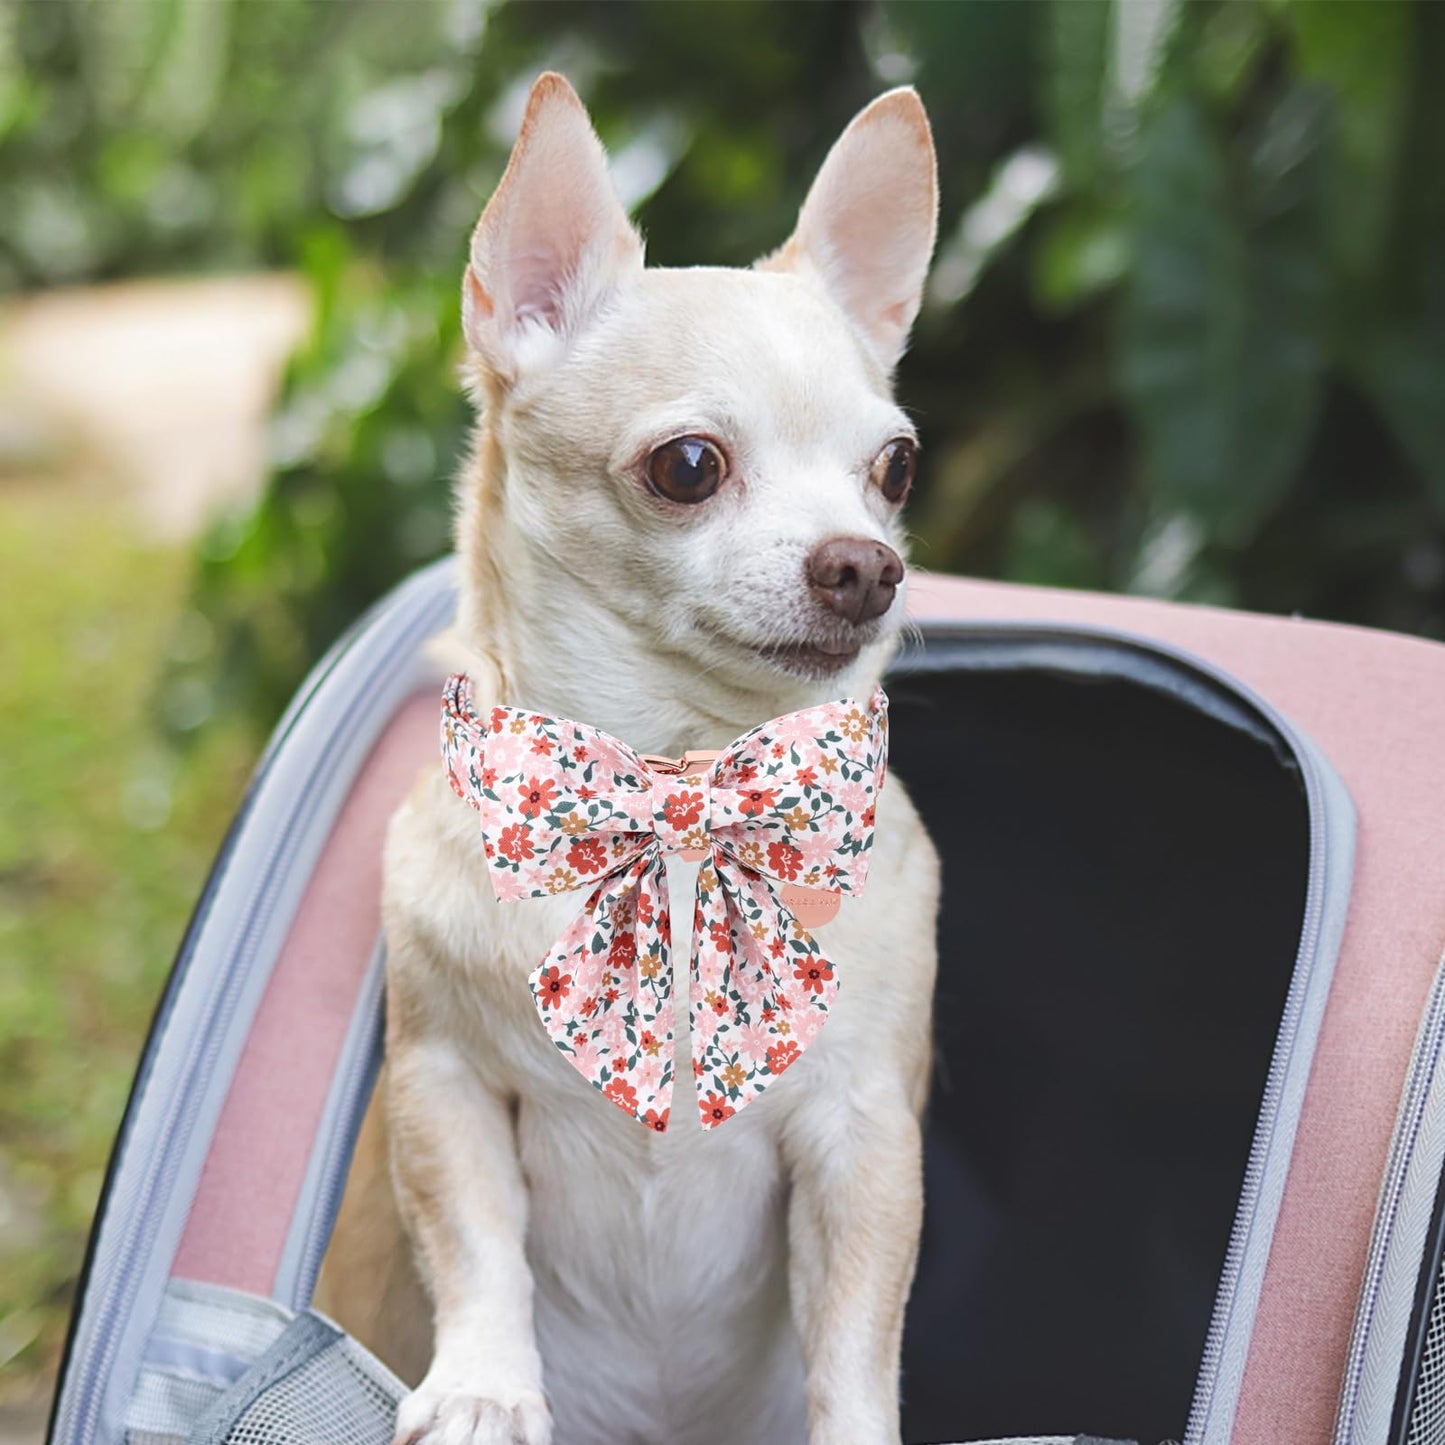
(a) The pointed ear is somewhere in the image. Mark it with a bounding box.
[464,73,644,381]
[760,88,938,371]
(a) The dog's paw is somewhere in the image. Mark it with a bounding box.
[392,1383,551,1445]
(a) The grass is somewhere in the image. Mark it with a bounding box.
[0,483,258,1404]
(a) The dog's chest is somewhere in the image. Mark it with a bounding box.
[464,858,797,1324]
[515,1091,798,1439]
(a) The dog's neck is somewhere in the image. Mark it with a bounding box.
[484,582,821,758]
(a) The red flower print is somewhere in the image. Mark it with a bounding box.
[793,959,835,995]
[574,745,588,762]
[663,790,705,829]
[567,837,608,875]
[767,1041,801,1074]
[709,919,732,952]
[517,776,559,818]
[578,784,597,801]
[605,986,620,1003]
[480,766,498,790]
[769,937,786,959]
[739,787,781,817]
[712,994,728,1015]
[607,931,636,970]
[498,824,534,863]
[735,763,758,785]
[642,1108,669,1133]
[761,1005,776,1023]
[767,840,804,879]
[535,966,572,1010]
[582,995,599,1016]
[693,1058,705,1079]
[530,736,555,756]
[795,766,818,788]
[700,1092,736,1126]
[488,706,508,733]
[861,805,875,828]
[604,1076,638,1111]
[635,890,654,926]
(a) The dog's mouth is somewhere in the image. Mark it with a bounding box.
[751,635,865,680]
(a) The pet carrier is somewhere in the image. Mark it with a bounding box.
[46,558,1445,1445]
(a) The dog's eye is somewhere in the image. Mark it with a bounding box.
[647,436,724,504]
[871,438,917,505]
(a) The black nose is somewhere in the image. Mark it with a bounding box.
[805,537,904,625]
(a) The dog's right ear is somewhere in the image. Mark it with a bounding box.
[464,73,643,383]
[759,88,937,374]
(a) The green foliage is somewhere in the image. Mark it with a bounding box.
[8,0,1444,719]
[84,0,1426,730]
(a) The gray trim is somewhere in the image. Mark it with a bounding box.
[185,1313,341,1445]
[1333,950,1445,1444]
[894,630,1283,751]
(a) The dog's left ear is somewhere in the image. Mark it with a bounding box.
[760,88,938,372]
[464,72,644,383]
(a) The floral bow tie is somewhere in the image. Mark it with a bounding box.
[441,676,888,1131]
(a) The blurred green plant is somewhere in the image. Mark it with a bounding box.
[167,0,1445,735]
[7,0,1445,725]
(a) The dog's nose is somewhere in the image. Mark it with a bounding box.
[805,537,904,625]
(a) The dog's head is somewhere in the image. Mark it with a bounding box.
[457,73,936,723]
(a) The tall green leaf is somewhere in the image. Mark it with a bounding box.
[1120,88,1329,545]
[1043,0,1112,185]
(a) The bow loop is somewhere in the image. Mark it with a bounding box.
[710,685,888,895]
[441,676,889,1130]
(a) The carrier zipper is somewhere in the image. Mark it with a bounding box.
[1332,956,1445,1443]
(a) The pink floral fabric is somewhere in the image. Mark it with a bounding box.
[441,676,888,1131]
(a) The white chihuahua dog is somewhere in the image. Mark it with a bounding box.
[322,72,941,1445]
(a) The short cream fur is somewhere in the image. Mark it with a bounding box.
[319,72,942,1445]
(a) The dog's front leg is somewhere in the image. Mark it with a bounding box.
[785,1090,925,1445]
[388,1034,549,1445]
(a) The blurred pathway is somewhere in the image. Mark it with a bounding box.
[0,273,309,537]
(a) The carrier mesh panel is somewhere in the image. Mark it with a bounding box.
[210,1335,401,1445]
[1407,1253,1445,1444]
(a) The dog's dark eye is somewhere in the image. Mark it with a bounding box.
[871,439,917,505]
[647,436,724,504]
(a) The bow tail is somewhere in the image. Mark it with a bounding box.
[528,850,677,1132]
[687,858,839,1129]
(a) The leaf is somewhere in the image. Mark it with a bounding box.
[1042,0,1112,186]
[1357,322,1445,515]
[1349,0,1445,513]
[1032,202,1129,313]
[1119,88,1330,545]
[1283,0,1411,285]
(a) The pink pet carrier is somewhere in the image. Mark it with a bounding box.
[46,560,1445,1445]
